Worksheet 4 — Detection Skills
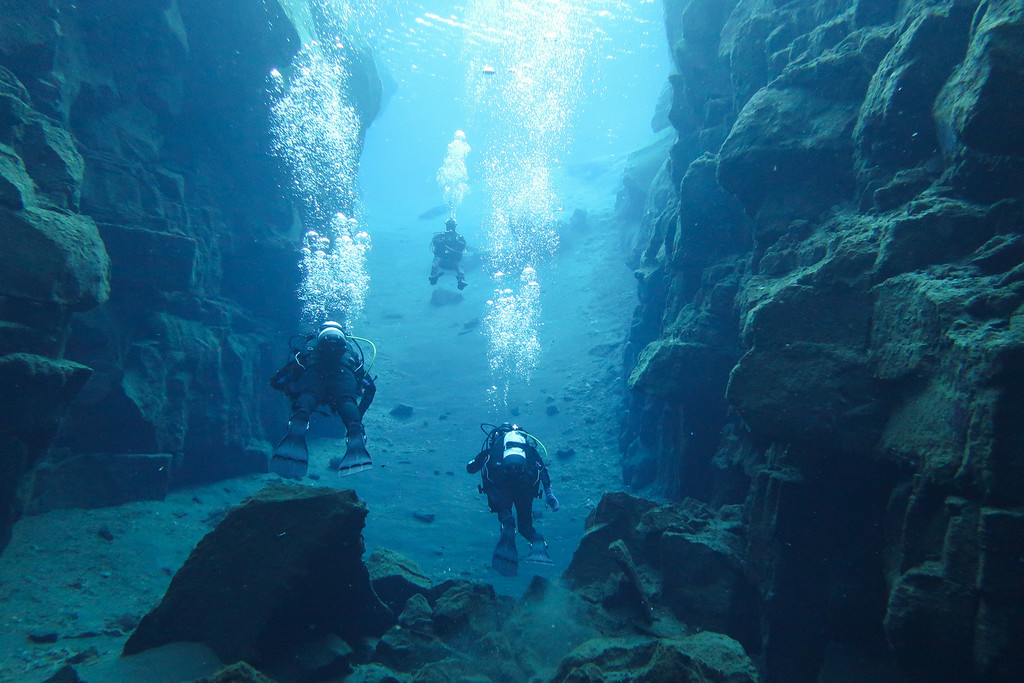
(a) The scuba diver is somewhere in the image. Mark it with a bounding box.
[270,321,377,478]
[466,423,560,576]
[429,218,468,289]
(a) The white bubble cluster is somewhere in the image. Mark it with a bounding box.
[268,2,385,331]
[484,266,542,402]
[269,41,362,226]
[460,0,599,389]
[436,130,472,213]
[298,213,372,330]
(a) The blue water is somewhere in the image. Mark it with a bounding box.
[358,0,669,231]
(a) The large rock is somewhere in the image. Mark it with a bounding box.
[628,339,733,401]
[854,6,974,180]
[551,633,760,683]
[564,492,758,648]
[123,484,392,665]
[371,594,459,673]
[935,0,1024,159]
[25,453,172,514]
[430,581,511,652]
[0,208,110,312]
[0,353,92,551]
[366,547,433,615]
[621,2,1024,682]
[719,28,893,225]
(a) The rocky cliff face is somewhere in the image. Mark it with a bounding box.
[621,0,1024,680]
[0,0,380,551]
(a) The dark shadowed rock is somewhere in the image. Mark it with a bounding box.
[660,527,755,638]
[628,338,736,403]
[563,492,659,589]
[854,6,973,179]
[96,223,197,292]
[431,581,513,651]
[0,354,92,550]
[26,453,172,514]
[123,483,391,665]
[389,403,414,419]
[41,664,84,683]
[193,661,276,683]
[0,208,109,312]
[935,1,1024,159]
[564,492,759,650]
[429,289,464,306]
[372,593,458,673]
[551,633,760,683]
[875,198,1021,279]
[367,547,433,615]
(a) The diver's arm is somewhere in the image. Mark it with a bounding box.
[357,376,376,416]
[539,463,552,491]
[537,457,558,511]
[270,361,298,392]
[466,450,487,474]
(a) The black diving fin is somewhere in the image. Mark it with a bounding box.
[337,431,372,477]
[492,528,519,577]
[525,539,553,565]
[270,419,309,479]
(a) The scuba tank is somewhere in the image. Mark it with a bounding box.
[501,430,529,470]
[478,423,542,488]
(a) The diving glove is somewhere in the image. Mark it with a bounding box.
[545,491,560,512]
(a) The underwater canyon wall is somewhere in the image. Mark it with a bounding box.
[0,0,381,552]
[621,0,1024,681]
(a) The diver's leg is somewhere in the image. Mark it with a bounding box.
[336,398,372,476]
[429,257,441,285]
[519,493,552,565]
[270,394,315,478]
[488,491,519,576]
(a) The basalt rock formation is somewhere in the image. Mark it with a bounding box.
[0,0,381,552]
[123,484,392,668]
[620,1,1024,681]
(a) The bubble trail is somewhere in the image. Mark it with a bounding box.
[461,0,602,397]
[437,129,472,216]
[268,8,378,331]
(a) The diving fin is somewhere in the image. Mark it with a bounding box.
[337,430,372,477]
[526,540,553,566]
[492,529,519,577]
[271,419,309,479]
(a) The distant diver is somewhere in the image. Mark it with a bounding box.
[429,217,468,290]
[270,321,377,478]
[467,423,560,576]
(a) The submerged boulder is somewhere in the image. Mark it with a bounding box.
[367,546,433,614]
[123,484,391,665]
[551,633,760,683]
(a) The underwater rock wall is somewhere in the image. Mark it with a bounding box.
[623,0,1024,681]
[0,0,380,551]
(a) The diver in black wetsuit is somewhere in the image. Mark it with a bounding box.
[429,218,468,289]
[467,422,559,576]
[270,321,376,478]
